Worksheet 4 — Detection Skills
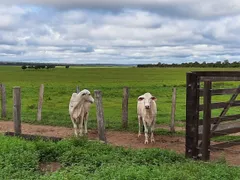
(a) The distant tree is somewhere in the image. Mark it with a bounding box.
[65,65,70,68]
[21,65,27,70]
[46,65,55,69]
[136,59,239,68]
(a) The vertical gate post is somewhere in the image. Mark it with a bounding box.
[202,81,212,161]
[185,72,200,159]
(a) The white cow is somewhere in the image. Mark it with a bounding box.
[69,89,94,137]
[137,92,157,144]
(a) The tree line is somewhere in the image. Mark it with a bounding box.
[137,60,240,68]
[21,65,70,69]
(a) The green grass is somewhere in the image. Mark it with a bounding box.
[0,135,239,179]
[0,66,240,132]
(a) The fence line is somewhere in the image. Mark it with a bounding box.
[3,84,179,145]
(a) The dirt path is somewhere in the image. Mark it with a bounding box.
[0,121,239,166]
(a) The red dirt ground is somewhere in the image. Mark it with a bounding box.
[0,121,239,166]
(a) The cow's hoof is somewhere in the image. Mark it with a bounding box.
[138,133,141,138]
[151,139,155,143]
[144,140,149,144]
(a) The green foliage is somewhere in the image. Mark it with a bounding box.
[34,140,59,162]
[0,135,239,179]
[0,135,40,179]
[212,135,240,142]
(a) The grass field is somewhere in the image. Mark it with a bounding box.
[0,135,239,179]
[0,66,240,132]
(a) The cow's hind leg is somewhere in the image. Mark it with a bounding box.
[84,113,89,135]
[138,115,142,137]
[79,116,84,136]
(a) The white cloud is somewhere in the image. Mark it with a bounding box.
[1,2,240,64]
[2,0,240,19]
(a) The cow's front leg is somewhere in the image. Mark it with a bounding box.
[142,118,148,144]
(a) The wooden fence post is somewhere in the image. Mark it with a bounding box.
[170,87,176,132]
[1,84,7,118]
[37,84,44,121]
[13,86,21,135]
[94,90,107,143]
[122,87,129,129]
[185,72,200,159]
[201,81,212,161]
[76,86,80,93]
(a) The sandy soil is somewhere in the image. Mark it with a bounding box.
[0,121,239,166]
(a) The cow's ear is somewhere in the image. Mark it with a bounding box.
[138,97,144,101]
[151,96,157,101]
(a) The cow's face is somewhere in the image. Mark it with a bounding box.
[138,93,157,109]
[80,89,94,103]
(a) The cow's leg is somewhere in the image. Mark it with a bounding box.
[84,113,89,135]
[79,116,84,136]
[150,117,156,143]
[142,118,149,144]
[71,117,78,137]
[138,115,142,137]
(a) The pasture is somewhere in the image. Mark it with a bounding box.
[0,66,240,132]
[1,66,240,179]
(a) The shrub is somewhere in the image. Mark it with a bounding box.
[0,135,39,178]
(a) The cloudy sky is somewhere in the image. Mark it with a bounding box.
[1,0,240,64]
